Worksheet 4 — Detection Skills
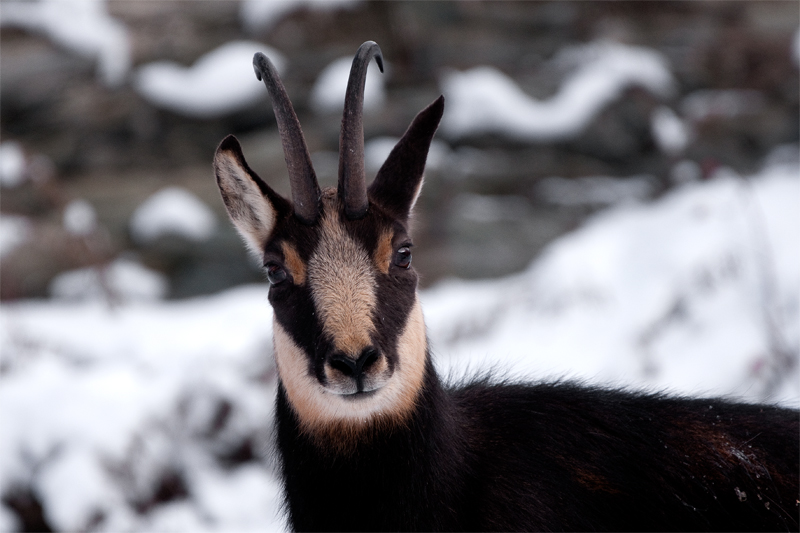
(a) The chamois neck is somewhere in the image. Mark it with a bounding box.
[275,359,475,530]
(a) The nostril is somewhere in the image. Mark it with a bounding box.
[356,348,379,374]
[330,356,356,377]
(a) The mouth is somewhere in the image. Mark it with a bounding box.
[338,388,378,401]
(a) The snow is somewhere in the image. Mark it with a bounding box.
[0,215,31,259]
[310,55,386,114]
[428,164,799,405]
[650,106,690,156]
[62,199,97,236]
[1,286,277,529]
[48,257,169,302]
[134,42,286,119]
[441,40,674,141]
[129,187,217,244]
[0,142,27,189]
[0,0,130,87]
[239,0,362,32]
[1,160,797,530]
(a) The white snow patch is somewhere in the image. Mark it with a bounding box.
[651,106,690,156]
[129,187,217,244]
[49,257,168,302]
[0,141,27,188]
[62,199,97,236]
[1,285,277,528]
[135,41,285,119]
[310,55,385,114]
[240,0,362,32]
[441,40,674,141]
[0,215,32,259]
[428,164,799,406]
[0,0,130,86]
[189,464,284,530]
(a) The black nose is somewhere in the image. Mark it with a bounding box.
[329,348,379,391]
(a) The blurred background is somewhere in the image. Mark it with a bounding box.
[1,1,798,531]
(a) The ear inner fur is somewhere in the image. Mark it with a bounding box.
[214,142,279,255]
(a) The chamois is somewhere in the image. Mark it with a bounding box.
[214,42,799,531]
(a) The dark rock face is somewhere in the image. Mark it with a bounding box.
[1,1,797,299]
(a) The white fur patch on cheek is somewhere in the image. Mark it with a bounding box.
[273,319,325,426]
[379,296,427,416]
[272,298,428,436]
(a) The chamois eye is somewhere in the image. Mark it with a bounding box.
[394,246,412,269]
[266,264,288,285]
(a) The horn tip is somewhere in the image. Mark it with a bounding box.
[253,52,268,81]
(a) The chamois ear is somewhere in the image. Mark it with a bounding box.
[214,135,290,255]
[368,96,444,221]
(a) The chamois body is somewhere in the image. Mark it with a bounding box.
[278,373,798,531]
[214,42,800,532]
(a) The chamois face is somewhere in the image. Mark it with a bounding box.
[263,187,427,434]
[213,44,443,437]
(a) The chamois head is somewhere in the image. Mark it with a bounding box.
[214,42,444,440]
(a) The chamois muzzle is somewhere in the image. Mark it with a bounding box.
[329,347,381,393]
[253,52,321,225]
[338,41,384,220]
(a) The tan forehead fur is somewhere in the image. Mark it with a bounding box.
[373,228,394,275]
[308,192,376,357]
[281,241,306,285]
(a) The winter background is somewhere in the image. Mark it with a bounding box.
[1,1,799,531]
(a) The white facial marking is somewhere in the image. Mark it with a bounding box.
[273,296,428,436]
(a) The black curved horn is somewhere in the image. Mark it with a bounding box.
[253,52,320,225]
[338,41,384,219]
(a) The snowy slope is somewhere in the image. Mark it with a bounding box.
[1,161,797,531]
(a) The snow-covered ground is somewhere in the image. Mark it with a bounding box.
[1,157,797,531]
